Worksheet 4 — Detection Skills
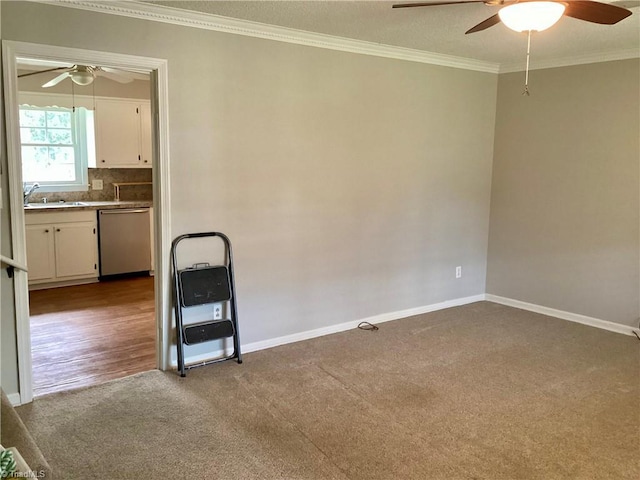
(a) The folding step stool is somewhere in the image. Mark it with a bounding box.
[170,232,242,377]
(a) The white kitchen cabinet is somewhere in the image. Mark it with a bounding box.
[25,225,55,282]
[140,103,153,167]
[25,211,99,288]
[54,222,99,278]
[94,99,152,169]
[149,206,155,275]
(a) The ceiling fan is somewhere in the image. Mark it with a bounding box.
[18,64,148,88]
[392,1,633,34]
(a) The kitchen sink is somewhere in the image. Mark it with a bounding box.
[25,201,89,209]
[24,203,49,209]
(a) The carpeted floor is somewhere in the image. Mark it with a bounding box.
[16,302,640,479]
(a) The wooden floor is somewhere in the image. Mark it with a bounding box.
[29,276,156,397]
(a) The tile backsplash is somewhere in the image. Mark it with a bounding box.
[29,168,153,203]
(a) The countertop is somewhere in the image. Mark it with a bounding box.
[24,200,153,213]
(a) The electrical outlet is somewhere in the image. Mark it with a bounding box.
[92,179,104,190]
[455,266,462,279]
[213,303,223,320]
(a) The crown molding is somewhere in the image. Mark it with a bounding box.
[31,1,637,74]
[35,0,500,74]
[499,47,640,73]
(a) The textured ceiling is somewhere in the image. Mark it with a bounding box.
[141,0,640,67]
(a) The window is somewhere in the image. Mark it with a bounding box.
[19,105,95,192]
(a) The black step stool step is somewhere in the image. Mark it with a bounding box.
[179,266,231,307]
[184,319,235,345]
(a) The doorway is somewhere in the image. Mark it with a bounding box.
[3,40,172,404]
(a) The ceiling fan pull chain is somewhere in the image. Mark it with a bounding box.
[71,78,76,112]
[522,30,532,96]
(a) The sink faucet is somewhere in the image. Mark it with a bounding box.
[23,183,40,206]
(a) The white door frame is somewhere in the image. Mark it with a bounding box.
[2,40,172,404]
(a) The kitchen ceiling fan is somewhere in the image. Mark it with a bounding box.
[392,1,633,34]
[18,64,148,88]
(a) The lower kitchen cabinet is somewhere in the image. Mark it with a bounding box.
[149,206,154,274]
[25,225,55,281]
[25,211,98,288]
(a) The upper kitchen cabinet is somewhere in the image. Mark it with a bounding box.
[140,103,153,167]
[94,99,152,168]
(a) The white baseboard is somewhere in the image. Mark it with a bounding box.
[7,392,22,407]
[485,294,639,337]
[28,278,98,291]
[175,294,486,367]
[243,294,486,354]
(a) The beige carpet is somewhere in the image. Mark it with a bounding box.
[16,302,640,479]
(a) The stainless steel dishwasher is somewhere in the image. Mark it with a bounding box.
[98,208,151,277]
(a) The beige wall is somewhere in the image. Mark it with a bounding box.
[1,2,497,395]
[487,59,640,326]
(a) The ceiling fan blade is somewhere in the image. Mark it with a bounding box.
[99,67,148,81]
[97,70,134,84]
[17,67,67,79]
[564,0,632,24]
[42,72,71,88]
[393,1,486,8]
[465,13,501,33]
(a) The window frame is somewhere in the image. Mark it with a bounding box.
[19,104,91,192]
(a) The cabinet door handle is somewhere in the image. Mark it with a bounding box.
[101,159,106,163]
[44,229,49,233]
[56,228,61,232]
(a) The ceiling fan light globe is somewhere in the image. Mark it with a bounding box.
[498,1,566,32]
[70,70,94,86]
